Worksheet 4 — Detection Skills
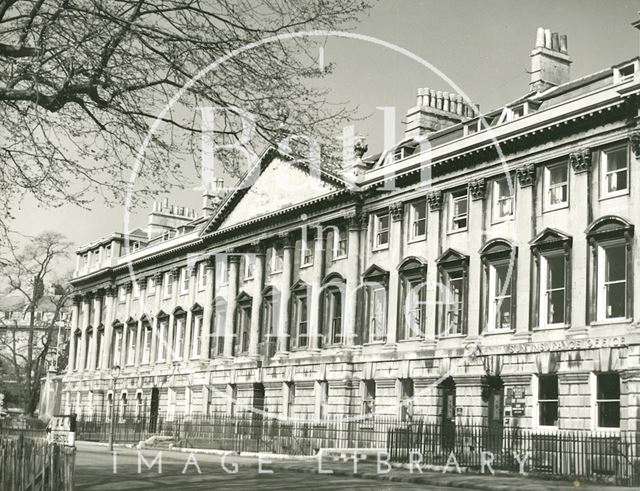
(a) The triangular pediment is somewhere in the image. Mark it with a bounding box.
[530,227,572,248]
[203,148,345,233]
[437,248,469,265]
[362,264,389,281]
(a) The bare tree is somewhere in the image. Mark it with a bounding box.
[0,231,72,415]
[0,0,370,226]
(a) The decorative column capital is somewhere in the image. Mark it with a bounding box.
[205,254,217,269]
[347,212,367,230]
[73,294,84,305]
[228,254,241,265]
[569,148,592,174]
[629,131,640,157]
[515,164,535,188]
[249,241,267,255]
[124,281,133,293]
[170,267,180,280]
[278,231,295,248]
[389,202,404,221]
[426,190,443,211]
[468,178,486,200]
[153,271,163,283]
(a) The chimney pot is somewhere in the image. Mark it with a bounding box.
[559,35,568,53]
[535,27,545,48]
[551,32,559,51]
[544,29,552,48]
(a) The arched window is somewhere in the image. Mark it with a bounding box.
[140,315,153,365]
[73,328,82,371]
[321,273,346,347]
[95,324,105,369]
[361,265,389,344]
[189,304,203,359]
[480,239,517,332]
[125,317,137,366]
[172,307,186,361]
[111,320,123,367]
[436,249,469,336]
[586,216,634,322]
[290,281,311,350]
[530,228,572,329]
[260,286,280,356]
[156,311,168,363]
[397,257,427,341]
[211,298,226,358]
[235,292,252,355]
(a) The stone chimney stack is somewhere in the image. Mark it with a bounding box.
[202,178,225,217]
[404,88,476,138]
[530,27,571,92]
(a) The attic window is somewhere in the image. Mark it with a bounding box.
[465,120,479,136]
[615,61,638,84]
[511,105,525,119]
[393,143,417,161]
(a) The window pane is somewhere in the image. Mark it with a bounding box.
[539,401,558,426]
[539,375,558,399]
[496,297,512,330]
[598,401,620,428]
[606,147,627,171]
[597,373,620,400]
[494,263,510,294]
[549,165,568,186]
[547,290,565,324]
[547,256,565,289]
[413,202,426,221]
[606,282,626,318]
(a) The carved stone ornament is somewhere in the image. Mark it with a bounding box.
[629,131,640,158]
[569,148,592,174]
[426,190,443,211]
[389,202,404,221]
[468,178,486,200]
[515,163,535,188]
[347,212,366,230]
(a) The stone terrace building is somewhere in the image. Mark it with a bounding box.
[63,27,640,437]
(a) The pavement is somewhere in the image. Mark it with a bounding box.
[74,441,635,490]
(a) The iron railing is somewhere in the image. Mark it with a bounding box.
[72,412,640,486]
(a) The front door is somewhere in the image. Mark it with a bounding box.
[487,382,504,452]
[149,387,159,433]
[440,381,456,451]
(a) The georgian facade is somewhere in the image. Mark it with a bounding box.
[62,28,640,435]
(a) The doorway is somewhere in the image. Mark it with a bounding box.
[149,387,159,433]
[440,377,456,451]
[484,376,504,452]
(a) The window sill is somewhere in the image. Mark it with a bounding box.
[533,324,569,331]
[363,340,386,346]
[332,255,347,262]
[270,271,282,276]
[372,245,389,253]
[407,236,426,244]
[533,426,559,433]
[300,262,313,269]
[437,333,466,340]
[491,216,514,225]
[593,427,621,434]
[482,329,515,336]
[590,318,632,327]
[397,337,423,343]
[543,203,568,213]
[599,190,629,201]
[447,227,468,236]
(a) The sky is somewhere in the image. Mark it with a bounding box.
[9,0,640,273]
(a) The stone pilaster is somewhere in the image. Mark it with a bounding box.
[166,268,179,362]
[513,164,535,341]
[135,278,147,367]
[68,296,81,372]
[223,255,240,357]
[466,181,484,340]
[200,259,215,361]
[308,227,325,351]
[344,214,363,347]
[77,294,91,375]
[249,244,266,357]
[386,204,404,346]
[277,234,295,354]
[150,272,163,366]
[102,286,116,370]
[183,265,197,360]
[568,148,592,337]
[89,293,103,370]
